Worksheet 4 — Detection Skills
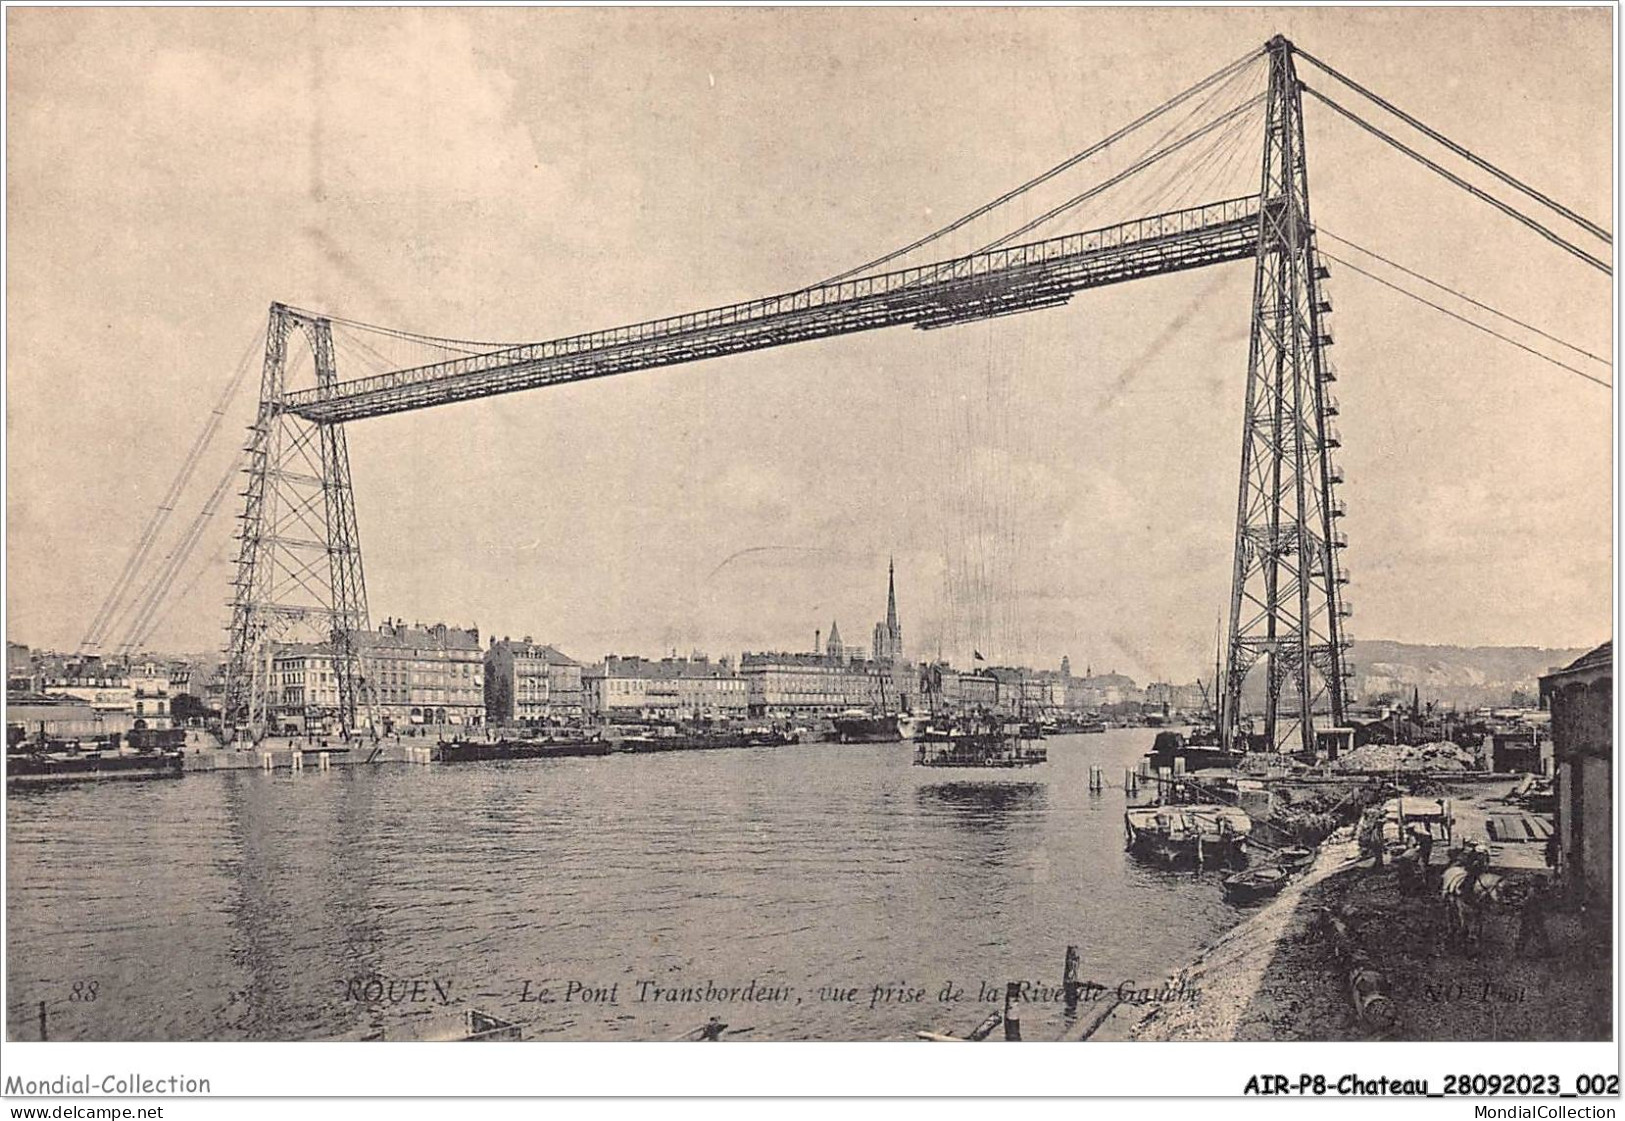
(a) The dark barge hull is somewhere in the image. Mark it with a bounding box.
[619,733,794,753]
[7,752,185,785]
[834,728,902,744]
[832,715,900,744]
[1125,835,1248,867]
[434,740,613,763]
[1145,730,1247,774]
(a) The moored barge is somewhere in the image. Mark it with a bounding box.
[1123,803,1252,866]
[7,744,185,785]
[617,728,798,753]
[434,738,613,763]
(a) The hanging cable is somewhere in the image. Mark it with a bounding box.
[121,451,248,652]
[1293,47,1611,244]
[978,92,1268,254]
[1090,49,1263,229]
[1319,228,1610,366]
[136,541,231,653]
[812,46,1266,286]
[283,306,524,354]
[1145,93,1262,217]
[1302,84,1611,275]
[1109,59,1262,225]
[79,326,263,652]
[1320,249,1611,389]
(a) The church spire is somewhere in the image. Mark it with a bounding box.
[874,556,904,663]
[886,556,898,633]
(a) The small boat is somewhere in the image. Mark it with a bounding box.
[1272,845,1315,871]
[1222,865,1289,904]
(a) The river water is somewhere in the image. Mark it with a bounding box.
[6,729,1242,1041]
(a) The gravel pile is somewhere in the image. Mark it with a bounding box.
[1333,740,1475,773]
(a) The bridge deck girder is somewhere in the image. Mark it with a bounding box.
[283,195,1262,425]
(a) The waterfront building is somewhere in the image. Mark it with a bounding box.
[1540,641,1611,933]
[485,637,583,725]
[583,656,670,719]
[584,654,747,721]
[740,650,892,718]
[34,654,135,721]
[271,620,484,733]
[1066,668,1141,709]
[1142,681,1208,713]
[269,644,336,733]
[128,659,173,731]
[958,671,1000,711]
[1025,670,1066,710]
[6,693,119,741]
[917,661,962,712]
[7,641,31,691]
[367,621,484,728]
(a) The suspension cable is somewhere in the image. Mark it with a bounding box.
[813,45,1266,286]
[283,305,522,354]
[1319,228,1610,366]
[980,91,1267,253]
[1293,46,1611,244]
[1320,248,1611,390]
[120,451,248,652]
[1104,53,1264,228]
[79,326,263,651]
[1302,84,1611,276]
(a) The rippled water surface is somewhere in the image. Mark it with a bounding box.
[7,730,1243,1040]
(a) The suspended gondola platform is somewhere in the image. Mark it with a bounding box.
[912,716,1048,779]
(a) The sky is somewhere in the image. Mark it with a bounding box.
[5,7,1614,684]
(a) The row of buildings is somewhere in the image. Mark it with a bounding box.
[8,644,183,737]
[9,640,1173,738]
[8,563,1189,735]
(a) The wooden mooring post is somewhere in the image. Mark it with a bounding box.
[1003,982,1022,1041]
[1063,945,1082,1017]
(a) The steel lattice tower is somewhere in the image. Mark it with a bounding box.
[222,303,375,741]
[1219,36,1352,754]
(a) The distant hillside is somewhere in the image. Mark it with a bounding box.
[1348,640,1595,709]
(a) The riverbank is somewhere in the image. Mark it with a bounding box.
[1093,827,1609,1041]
